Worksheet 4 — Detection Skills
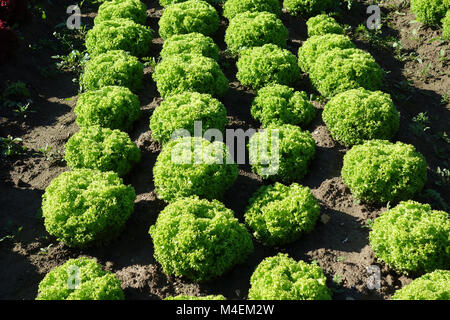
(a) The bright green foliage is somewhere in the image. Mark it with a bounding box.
[159,0,220,6]
[392,270,450,300]
[160,32,219,61]
[248,124,316,183]
[95,0,147,24]
[158,0,219,39]
[153,137,238,201]
[245,183,320,246]
[298,34,355,73]
[149,197,254,282]
[223,0,281,20]
[306,14,344,37]
[410,0,449,26]
[80,50,144,93]
[42,169,136,248]
[64,126,141,177]
[369,201,449,274]
[251,84,316,127]
[153,54,228,97]
[164,294,227,300]
[225,12,288,55]
[342,140,427,204]
[153,54,228,98]
[283,0,338,17]
[74,86,141,131]
[248,253,332,300]
[443,10,450,39]
[309,48,384,97]
[150,92,228,144]
[36,257,124,300]
[236,44,300,89]
[85,19,153,57]
[323,88,399,146]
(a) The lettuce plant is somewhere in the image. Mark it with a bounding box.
[223,0,281,20]
[251,84,315,127]
[150,92,228,144]
[159,0,220,6]
[153,53,228,98]
[392,270,450,300]
[85,19,153,57]
[0,19,17,62]
[342,140,427,204]
[74,86,141,131]
[369,201,449,275]
[248,253,332,300]
[165,295,226,300]
[64,126,141,177]
[42,169,136,248]
[236,44,300,89]
[80,50,144,93]
[153,137,238,202]
[306,14,344,37]
[160,32,219,61]
[249,124,315,183]
[245,183,320,246]
[158,0,219,39]
[298,34,355,73]
[410,0,449,26]
[323,88,399,146]
[149,197,254,282]
[309,48,384,97]
[225,11,288,55]
[443,10,450,39]
[36,257,124,300]
[283,0,338,17]
[94,0,147,24]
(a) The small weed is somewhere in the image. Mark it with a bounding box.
[2,81,30,99]
[0,226,22,243]
[38,243,54,255]
[441,91,450,105]
[362,218,374,229]
[438,48,448,63]
[436,167,450,187]
[52,50,90,73]
[13,100,35,118]
[36,144,64,163]
[142,56,157,68]
[333,274,343,285]
[0,136,27,157]
[410,112,430,137]
[337,256,345,263]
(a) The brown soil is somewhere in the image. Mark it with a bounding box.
[0,0,448,300]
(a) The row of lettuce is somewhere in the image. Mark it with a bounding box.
[36,0,449,300]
